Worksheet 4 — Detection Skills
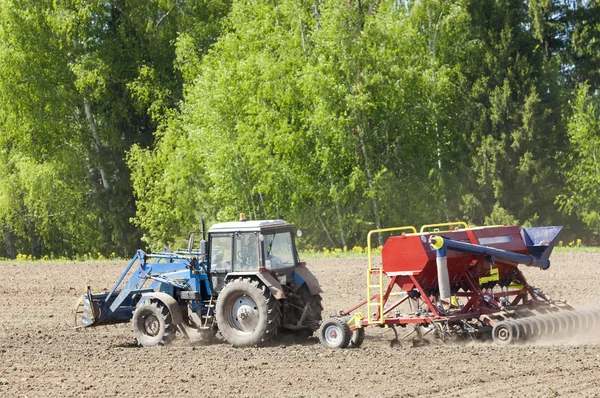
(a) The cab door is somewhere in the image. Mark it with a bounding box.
[209,234,233,293]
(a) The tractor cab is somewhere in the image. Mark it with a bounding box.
[207,218,301,292]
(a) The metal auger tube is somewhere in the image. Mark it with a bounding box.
[429,235,551,270]
[492,309,600,344]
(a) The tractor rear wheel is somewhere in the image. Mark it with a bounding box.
[296,285,323,335]
[216,278,281,347]
[132,300,176,347]
[318,317,351,349]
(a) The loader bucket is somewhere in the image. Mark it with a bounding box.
[74,287,98,329]
[520,226,562,262]
[74,287,137,329]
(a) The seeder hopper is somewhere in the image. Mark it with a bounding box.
[318,222,600,348]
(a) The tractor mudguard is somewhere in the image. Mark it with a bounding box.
[293,267,322,295]
[225,271,286,300]
[139,292,183,325]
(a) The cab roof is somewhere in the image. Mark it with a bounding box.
[208,219,291,233]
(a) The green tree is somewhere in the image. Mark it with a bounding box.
[558,84,600,238]
[0,0,229,257]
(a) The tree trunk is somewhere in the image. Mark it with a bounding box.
[357,130,383,246]
[30,230,42,259]
[2,224,16,259]
[330,181,347,249]
[84,97,111,190]
[317,214,337,248]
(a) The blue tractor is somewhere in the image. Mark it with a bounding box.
[74,217,322,347]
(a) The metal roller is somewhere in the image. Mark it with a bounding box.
[530,316,545,339]
[492,309,600,344]
[520,318,535,339]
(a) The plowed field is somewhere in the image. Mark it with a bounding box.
[1,253,600,397]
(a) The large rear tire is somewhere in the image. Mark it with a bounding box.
[216,278,281,347]
[132,300,176,347]
[296,285,323,335]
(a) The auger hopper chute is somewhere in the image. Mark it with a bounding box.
[318,222,599,348]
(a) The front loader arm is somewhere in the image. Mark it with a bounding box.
[108,250,149,312]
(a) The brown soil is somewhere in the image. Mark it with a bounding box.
[1,253,600,397]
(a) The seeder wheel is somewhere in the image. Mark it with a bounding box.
[318,318,351,349]
[348,327,365,348]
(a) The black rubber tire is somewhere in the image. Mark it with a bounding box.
[348,327,365,348]
[492,321,517,345]
[216,278,281,347]
[132,300,176,347]
[318,317,351,349]
[296,285,323,334]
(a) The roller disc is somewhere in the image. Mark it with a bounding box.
[540,314,556,337]
[569,312,582,334]
[591,310,600,329]
[530,316,545,339]
[515,320,528,342]
[493,321,518,345]
[585,309,598,330]
[520,318,535,340]
[582,310,595,331]
[564,312,578,334]
[579,310,592,331]
[545,313,563,336]
[570,312,583,334]
[579,310,595,332]
[556,312,570,336]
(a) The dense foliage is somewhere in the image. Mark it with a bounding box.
[1,0,599,257]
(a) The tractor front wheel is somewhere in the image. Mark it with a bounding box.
[132,300,176,347]
[216,278,281,347]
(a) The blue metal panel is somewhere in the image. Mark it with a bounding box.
[520,226,562,261]
[293,269,306,289]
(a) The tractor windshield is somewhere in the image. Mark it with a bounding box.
[263,232,296,269]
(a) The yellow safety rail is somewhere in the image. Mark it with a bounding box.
[366,226,417,324]
[419,221,468,233]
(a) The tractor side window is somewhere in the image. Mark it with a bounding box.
[211,235,232,272]
[234,233,259,270]
[263,232,295,269]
